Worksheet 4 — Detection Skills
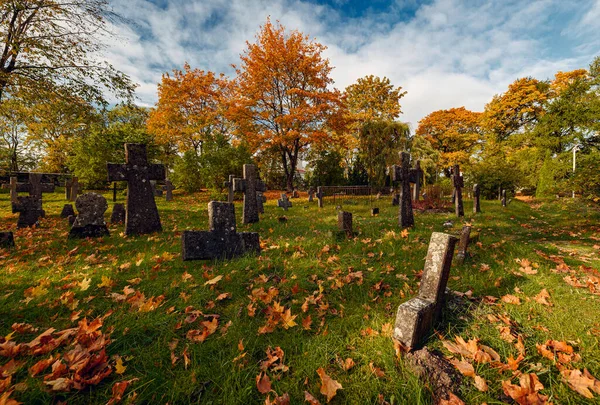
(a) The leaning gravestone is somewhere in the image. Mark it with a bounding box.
[455,226,472,265]
[452,165,464,217]
[0,232,15,249]
[181,201,260,261]
[163,180,174,201]
[393,232,458,349]
[107,144,165,235]
[111,203,126,224]
[473,184,481,214]
[233,164,266,224]
[256,191,266,214]
[69,193,109,239]
[338,211,353,238]
[277,193,292,211]
[12,196,44,228]
[390,152,415,228]
[61,204,75,218]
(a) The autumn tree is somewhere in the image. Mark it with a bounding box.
[148,64,231,156]
[0,0,135,105]
[0,97,35,171]
[416,107,481,173]
[229,19,342,191]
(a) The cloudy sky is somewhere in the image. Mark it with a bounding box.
[104,0,600,128]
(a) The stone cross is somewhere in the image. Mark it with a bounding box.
[338,211,353,238]
[393,232,458,349]
[1,177,18,204]
[455,225,471,265]
[233,164,266,224]
[390,152,415,228]
[277,193,292,211]
[69,177,80,202]
[256,191,266,214]
[181,201,261,261]
[316,187,324,208]
[452,165,464,217]
[69,193,109,239]
[163,180,174,201]
[473,184,481,213]
[12,196,44,228]
[501,190,507,207]
[17,173,55,201]
[223,175,235,203]
[412,160,423,202]
[0,232,15,249]
[107,143,165,235]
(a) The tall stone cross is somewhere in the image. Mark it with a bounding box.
[452,165,464,217]
[473,184,481,213]
[233,164,266,224]
[107,143,165,235]
[1,177,18,204]
[390,152,415,228]
[412,160,424,202]
[223,174,235,203]
[181,201,261,261]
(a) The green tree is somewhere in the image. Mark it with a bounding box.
[305,148,346,187]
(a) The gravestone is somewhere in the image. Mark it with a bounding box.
[107,144,165,235]
[473,184,481,214]
[12,196,44,228]
[111,203,125,224]
[316,187,324,208]
[65,178,72,200]
[277,193,292,211]
[390,152,415,228]
[223,175,235,203]
[163,180,174,201]
[181,201,260,261]
[452,165,464,217]
[308,187,315,202]
[392,193,400,206]
[17,173,55,202]
[455,226,471,265]
[291,190,299,198]
[61,204,75,218]
[1,177,18,204]
[112,183,117,202]
[338,211,353,238]
[233,164,266,224]
[256,191,266,214]
[69,193,109,239]
[412,160,423,202]
[151,181,163,197]
[371,207,380,216]
[501,190,507,207]
[69,177,80,202]
[0,232,15,249]
[393,232,458,349]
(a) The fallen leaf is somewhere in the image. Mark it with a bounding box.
[317,367,342,403]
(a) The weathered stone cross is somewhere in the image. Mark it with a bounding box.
[107,143,165,235]
[181,201,261,261]
[233,164,266,224]
[390,152,416,228]
[223,175,235,203]
[412,160,423,201]
[12,196,44,228]
[277,193,292,211]
[163,180,174,201]
[16,173,55,201]
[256,191,266,214]
[452,165,464,217]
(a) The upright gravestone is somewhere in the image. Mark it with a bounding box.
[223,175,235,203]
[12,196,44,228]
[501,190,507,207]
[412,160,423,202]
[392,193,400,206]
[233,164,266,224]
[473,184,481,214]
[1,177,18,204]
[0,232,15,249]
[393,232,458,349]
[338,211,353,238]
[61,204,75,218]
[308,187,315,202]
[181,201,261,261]
[69,193,109,239]
[452,165,464,217]
[455,226,471,265]
[69,177,79,202]
[25,173,54,203]
[390,152,415,228]
[163,180,174,202]
[111,203,125,224]
[277,193,292,211]
[316,187,324,208]
[256,191,266,214]
[65,178,72,200]
[107,143,165,235]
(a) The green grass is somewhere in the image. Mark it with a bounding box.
[1,190,599,404]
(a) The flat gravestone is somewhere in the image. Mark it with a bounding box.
[452,165,464,217]
[473,184,481,214]
[233,164,266,224]
[390,152,415,228]
[163,180,174,201]
[69,193,109,239]
[111,203,126,224]
[61,204,75,218]
[257,191,266,214]
[12,196,44,228]
[338,211,353,238]
[455,225,471,265]
[393,232,458,349]
[0,232,15,249]
[107,143,165,235]
[181,201,260,261]
[277,193,292,211]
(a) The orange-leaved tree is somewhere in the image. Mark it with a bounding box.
[229,19,342,191]
[148,63,231,155]
[416,107,481,173]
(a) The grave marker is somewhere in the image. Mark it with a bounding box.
[163,180,174,201]
[338,211,353,238]
[473,184,481,214]
[413,160,423,201]
[455,226,471,265]
[452,165,464,217]
[390,152,415,228]
[257,191,266,214]
[69,193,109,238]
[233,164,266,224]
[316,187,324,208]
[65,178,72,200]
[69,177,79,202]
[277,193,292,211]
[308,187,315,202]
[12,196,44,228]
[501,190,507,207]
[223,175,235,203]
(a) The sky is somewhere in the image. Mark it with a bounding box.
[103,0,600,129]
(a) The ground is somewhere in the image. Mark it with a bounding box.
[0,190,599,404]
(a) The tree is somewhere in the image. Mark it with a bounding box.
[148,64,231,156]
[416,107,481,173]
[305,148,346,187]
[229,18,342,191]
[0,0,135,105]
[0,97,35,171]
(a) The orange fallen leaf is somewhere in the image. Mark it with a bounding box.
[256,372,272,394]
[316,367,342,403]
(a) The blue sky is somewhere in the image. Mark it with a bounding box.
[104,0,600,127]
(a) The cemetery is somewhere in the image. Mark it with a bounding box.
[0,2,599,405]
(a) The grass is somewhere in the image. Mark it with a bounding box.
[0,189,599,404]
